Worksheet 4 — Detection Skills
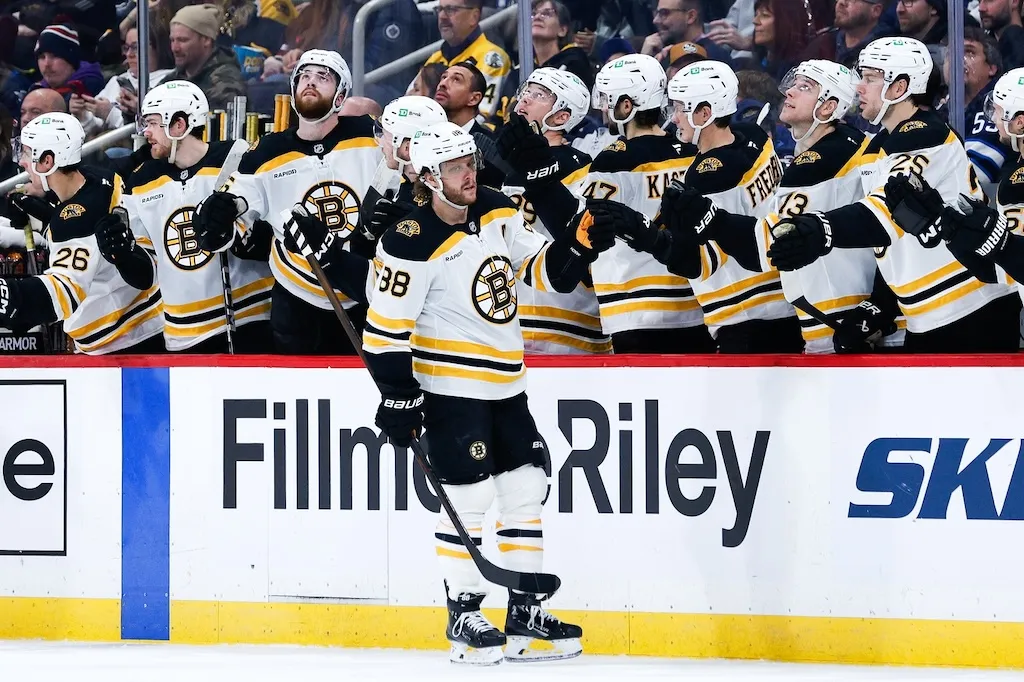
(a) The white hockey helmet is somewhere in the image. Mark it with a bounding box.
[376,95,448,166]
[857,37,933,125]
[141,80,210,163]
[779,60,857,142]
[592,54,667,130]
[20,112,85,192]
[408,121,479,208]
[516,67,590,133]
[667,61,738,146]
[291,49,352,124]
[986,67,1024,152]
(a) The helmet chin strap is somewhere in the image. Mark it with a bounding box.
[607,99,638,137]
[871,83,911,126]
[32,156,57,193]
[687,110,711,147]
[165,124,193,166]
[792,102,831,148]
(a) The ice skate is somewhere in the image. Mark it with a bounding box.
[503,591,583,662]
[446,592,506,665]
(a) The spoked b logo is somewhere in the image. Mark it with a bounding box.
[0,380,67,555]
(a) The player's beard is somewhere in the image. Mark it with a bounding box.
[149,139,171,160]
[443,181,476,206]
[295,88,334,120]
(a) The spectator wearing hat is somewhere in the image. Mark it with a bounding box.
[641,0,733,66]
[165,3,247,110]
[663,40,707,79]
[597,36,634,66]
[834,0,894,69]
[896,0,947,72]
[29,24,105,104]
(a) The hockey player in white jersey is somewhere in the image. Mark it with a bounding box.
[194,49,382,355]
[95,81,274,353]
[0,113,164,354]
[768,37,1021,353]
[495,67,611,354]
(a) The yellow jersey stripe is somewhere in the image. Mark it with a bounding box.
[519,304,602,328]
[429,232,467,260]
[256,151,306,175]
[900,278,988,317]
[599,299,701,317]
[703,292,787,326]
[695,270,780,305]
[367,308,415,332]
[413,360,525,384]
[890,260,963,296]
[594,274,691,294]
[523,331,613,353]
[410,334,523,361]
[164,303,270,337]
[163,277,274,315]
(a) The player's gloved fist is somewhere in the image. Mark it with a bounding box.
[832,299,898,353]
[367,196,415,240]
[662,180,720,244]
[285,205,338,267]
[496,113,559,184]
[95,207,138,264]
[8,192,56,226]
[195,191,246,253]
[942,194,1011,260]
[375,387,424,448]
[566,204,616,260]
[767,212,833,271]
[587,198,662,254]
[884,172,946,248]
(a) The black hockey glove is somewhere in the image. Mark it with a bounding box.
[587,198,671,261]
[284,205,339,269]
[767,212,833,271]
[0,277,21,322]
[496,113,559,184]
[942,195,1011,260]
[367,195,415,240]
[884,172,946,248]
[8,192,56,226]
[375,387,424,448]
[832,299,898,353]
[195,191,247,252]
[662,180,721,245]
[95,207,138,264]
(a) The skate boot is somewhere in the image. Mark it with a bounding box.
[446,592,506,665]
[504,591,583,662]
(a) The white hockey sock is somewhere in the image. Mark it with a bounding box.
[436,479,494,596]
[494,465,546,573]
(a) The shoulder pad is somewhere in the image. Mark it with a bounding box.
[781,126,866,188]
[590,135,685,173]
[202,139,236,168]
[333,114,377,141]
[998,160,1024,207]
[864,129,887,156]
[684,146,751,195]
[126,158,174,192]
[473,186,517,214]
[882,111,953,154]
[236,130,300,174]
[379,205,452,262]
[50,173,116,242]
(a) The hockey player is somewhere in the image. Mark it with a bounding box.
[766,37,1021,353]
[612,61,800,353]
[298,121,613,663]
[498,68,611,354]
[0,114,164,354]
[95,81,274,353]
[194,49,382,355]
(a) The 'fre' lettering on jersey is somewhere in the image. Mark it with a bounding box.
[745,155,784,207]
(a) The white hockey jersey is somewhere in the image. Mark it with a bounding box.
[584,134,705,336]
[363,188,562,401]
[686,123,793,337]
[123,140,273,350]
[856,110,1015,333]
[41,169,163,354]
[502,145,611,354]
[223,116,382,310]
[752,125,881,353]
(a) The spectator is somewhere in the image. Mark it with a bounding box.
[663,41,707,79]
[640,0,734,66]
[29,25,105,102]
[589,0,655,61]
[979,0,1024,70]
[598,37,635,66]
[704,6,755,62]
[165,4,247,110]
[896,0,947,72]
[420,0,511,122]
[339,96,383,117]
[434,62,505,187]
[745,0,835,79]
[218,0,298,56]
[409,62,447,98]
[19,88,65,130]
[834,0,893,69]
[281,0,424,105]
[71,26,173,137]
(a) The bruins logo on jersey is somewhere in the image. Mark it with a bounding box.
[793,151,821,165]
[299,181,361,237]
[164,206,214,270]
[395,220,420,237]
[695,157,723,173]
[604,140,626,153]
[59,203,86,219]
[1011,167,1024,184]
[472,256,516,324]
[898,120,927,133]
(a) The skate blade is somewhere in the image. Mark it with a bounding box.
[449,642,504,666]
[504,636,582,662]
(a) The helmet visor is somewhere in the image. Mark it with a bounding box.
[779,69,821,99]
[984,92,1000,123]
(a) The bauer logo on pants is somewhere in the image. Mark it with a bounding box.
[0,380,67,555]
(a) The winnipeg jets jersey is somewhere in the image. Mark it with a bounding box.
[502,145,611,354]
[123,140,273,350]
[857,110,1014,333]
[752,125,879,353]
[363,188,559,401]
[584,134,704,336]
[223,116,382,310]
[686,123,793,337]
[42,168,164,354]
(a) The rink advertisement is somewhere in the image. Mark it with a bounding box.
[2,357,1024,667]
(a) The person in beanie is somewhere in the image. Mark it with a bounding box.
[165,3,246,110]
[29,25,105,103]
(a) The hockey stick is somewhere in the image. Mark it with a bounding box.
[790,295,841,332]
[21,219,52,353]
[291,208,562,598]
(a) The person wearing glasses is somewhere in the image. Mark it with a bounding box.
[640,0,733,67]
[419,0,511,123]
[71,25,173,138]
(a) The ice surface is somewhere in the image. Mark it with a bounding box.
[0,642,1019,682]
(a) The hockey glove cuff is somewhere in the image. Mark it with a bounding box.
[285,205,339,269]
[944,195,1011,260]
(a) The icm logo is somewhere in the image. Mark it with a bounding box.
[849,437,1024,520]
[0,380,67,555]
